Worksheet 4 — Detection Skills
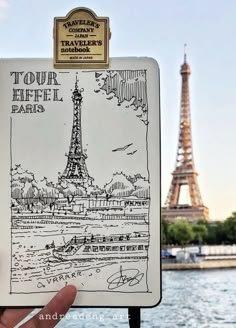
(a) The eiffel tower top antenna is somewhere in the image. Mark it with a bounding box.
[184,43,187,63]
[75,73,79,88]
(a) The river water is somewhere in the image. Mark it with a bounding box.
[18,269,236,327]
[55,269,236,328]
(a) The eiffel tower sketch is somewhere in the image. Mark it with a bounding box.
[59,76,93,187]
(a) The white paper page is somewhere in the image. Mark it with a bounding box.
[0,57,160,307]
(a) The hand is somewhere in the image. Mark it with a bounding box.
[0,285,77,328]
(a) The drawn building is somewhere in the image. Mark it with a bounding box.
[162,52,209,222]
[59,77,93,187]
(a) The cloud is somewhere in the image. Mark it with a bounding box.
[0,0,9,18]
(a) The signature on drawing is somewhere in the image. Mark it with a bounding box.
[107,265,144,290]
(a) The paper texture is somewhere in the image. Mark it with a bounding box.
[0,57,160,307]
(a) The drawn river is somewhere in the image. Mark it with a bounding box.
[11,217,148,294]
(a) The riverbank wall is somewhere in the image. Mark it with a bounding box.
[162,258,236,270]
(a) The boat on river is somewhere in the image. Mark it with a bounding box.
[52,232,149,262]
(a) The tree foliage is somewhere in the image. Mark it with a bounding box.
[161,211,236,246]
[168,220,194,245]
[161,218,169,244]
[192,223,208,243]
[205,221,226,245]
[224,212,236,242]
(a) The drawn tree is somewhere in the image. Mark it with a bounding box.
[58,180,86,204]
[11,180,24,200]
[36,177,59,205]
[132,177,150,198]
[105,172,135,197]
[87,184,103,197]
[95,70,148,124]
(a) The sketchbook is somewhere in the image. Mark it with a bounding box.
[0,57,160,307]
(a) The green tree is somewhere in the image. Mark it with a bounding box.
[196,218,208,226]
[205,221,226,245]
[161,217,169,245]
[168,219,194,246]
[192,223,208,244]
[224,212,236,243]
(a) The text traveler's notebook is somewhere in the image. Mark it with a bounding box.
[0,57,160,307]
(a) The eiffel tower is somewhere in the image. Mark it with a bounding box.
[59,76,93,187]
[162,51,209,222]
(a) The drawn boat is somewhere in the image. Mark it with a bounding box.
[52,232,149,262]
[45,240,55,250]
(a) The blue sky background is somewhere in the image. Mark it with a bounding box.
[0,0,236,220]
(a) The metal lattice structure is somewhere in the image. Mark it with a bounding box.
[60,77,93,187]
[162,52,209,222]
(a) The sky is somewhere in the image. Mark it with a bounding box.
[0,0,236,220]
